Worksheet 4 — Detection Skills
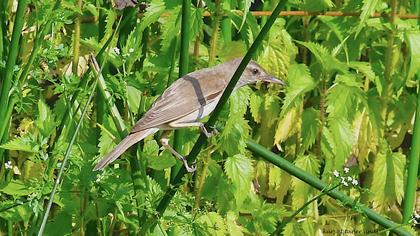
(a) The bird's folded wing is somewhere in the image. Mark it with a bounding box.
[131,68,229,133]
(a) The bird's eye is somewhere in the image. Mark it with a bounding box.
[251,68,259,75]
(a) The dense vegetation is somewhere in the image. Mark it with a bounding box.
[0,0,419,235]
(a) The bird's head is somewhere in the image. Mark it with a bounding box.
[237,60,287,87]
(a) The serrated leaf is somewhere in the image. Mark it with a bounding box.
[281,64,316,115]
[300,108,320,153]
[260,93,281,147]
[356,0,380,35]
[249,92,263,123]
[220,117,250,156]
[291,154,320,209]
[0,180,32,196]
[35,99,56,137]
[226,211,244,236]
[326,74,365,120]
[126,85,142,115]
[296,41,348,73]
[225,154,254,195]
[274,107,298,145]
[196,212,227,235]
[258,20,297,80]
[0,136,37,153]
[371,140,406,209]
[328,117,356,168]
[239,0,254,30]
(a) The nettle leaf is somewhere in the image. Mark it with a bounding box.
[291,154,320,209]
[356,0,380,35]
[260,93,281,147]
[0,180,32,196]
[327,117,356,168]
[281,64,316,115]
[406,31,420,80]
[190,7,203,42]
[226,211,244,236]
[140,0,166,33]
[296,41,347,73]
[230,87,251,116]
[99,8,116,46]
[371,140,406,209]
[97,116,118,157]
[274,106,298,145]
[300,108,320,153]
[160,6,181,52]
[258,19,298,79]
[225,154,254,196]
[249,92,263,123]
[196,212,227,235]
[0,136,38,153]
[220,88,251,155]
[35,99,56,137]
[326,74,365,120]
[239,0,254,30]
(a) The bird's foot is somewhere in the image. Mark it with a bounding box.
[200,124,219,138]
[161,137,196,173]
[181,158,196,173]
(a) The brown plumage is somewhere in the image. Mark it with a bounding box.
[93,58,285,171]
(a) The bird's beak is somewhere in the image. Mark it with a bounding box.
[263,76,287,86]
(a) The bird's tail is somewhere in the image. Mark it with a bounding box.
[93,128,159,171]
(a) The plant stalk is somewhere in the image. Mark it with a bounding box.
[246,140,411,236]
[402,74,420,223]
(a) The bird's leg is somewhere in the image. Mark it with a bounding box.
[160,131,196,172]
[169,121,218,138]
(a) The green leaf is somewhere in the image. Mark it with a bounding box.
[239,0,254,30]
[281,64,316,115]
[406,31,420,80]
[291,154,320,208]
[126,85,143,115]
[300,108,320,153]
[274,107,298,145]
[326,74,365,120]
[356,0,380,35]
[296,41,348,73]
[258,19,298,80]
[249,92,263,123]
[371,140,406,208]
[196,212,227,235]
[0,180,32,196]
[35,99,56,137]
[226,211,244,236]
[225,154,254,195]
[327,117,356,168]
[0,136,37,153]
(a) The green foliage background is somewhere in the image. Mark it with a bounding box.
[0,0,419,235]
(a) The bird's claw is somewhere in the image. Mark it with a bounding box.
[181,158,196,172]
[200,125,219,138]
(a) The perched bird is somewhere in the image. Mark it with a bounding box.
[93,58,286,172]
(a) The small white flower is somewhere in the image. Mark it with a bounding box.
[113,47,120,55]
[352,179,359,186]
[343,167,349,173]
[128,48,134,53]
[347,176,353,181]
[341,180,349,187]
[4,161,12,169]
[414,211,420,218]
[333,170,340,177]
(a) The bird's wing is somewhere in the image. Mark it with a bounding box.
[131,68,229,133]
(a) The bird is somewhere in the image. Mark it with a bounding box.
[93,58,286,172]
